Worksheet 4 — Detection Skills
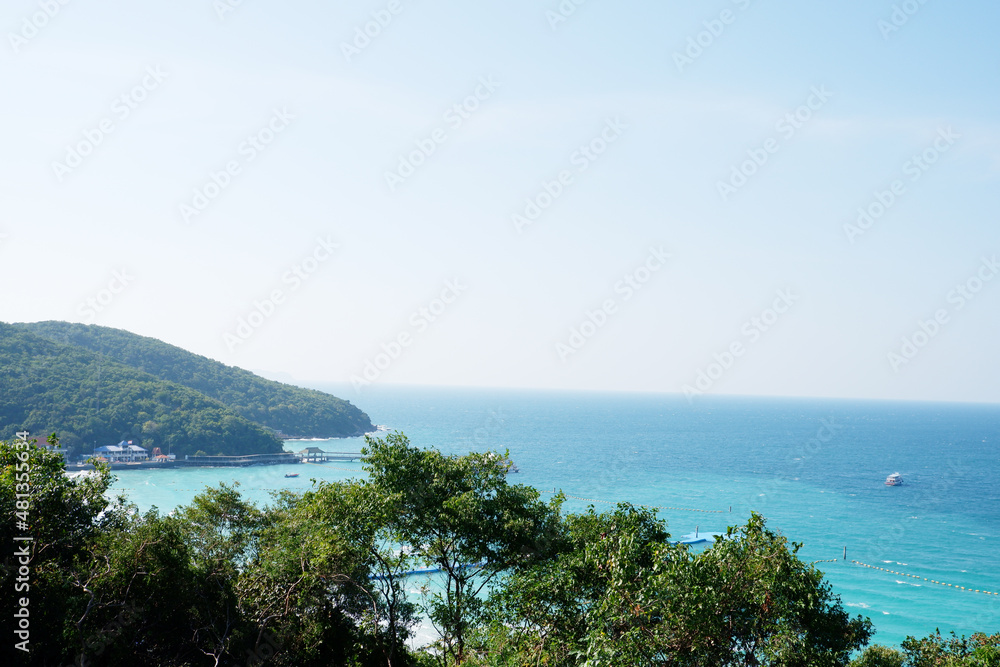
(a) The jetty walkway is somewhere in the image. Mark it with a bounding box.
[297,446,364,462]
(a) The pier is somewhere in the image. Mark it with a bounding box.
[297,446,364,462]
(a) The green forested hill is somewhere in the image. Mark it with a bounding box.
[15,321,373,439]
[0,323,283,457]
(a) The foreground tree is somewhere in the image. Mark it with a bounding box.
[240,479,420,667]
[67,508,212,664]
[363,432,563,666]
[1,437,420,666]
[851,632,1000,666]
[0,435,131,665]
[849,645,906,667]
[176,483,265,664]
[479,509,872,666]
[477,503,671,666]
[901,631,1000,666]
[657,513,872,666]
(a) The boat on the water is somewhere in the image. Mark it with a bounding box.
[284,473,300,478]
[885,472,903,486]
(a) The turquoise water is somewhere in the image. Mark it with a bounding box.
[109,386,1000,647]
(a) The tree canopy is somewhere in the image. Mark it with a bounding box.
[850,633,1000,667]
[0,322,372,457]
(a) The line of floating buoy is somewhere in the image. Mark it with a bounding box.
[851,560,1000,596]
[811,559,839,564]
[561,494,724,513]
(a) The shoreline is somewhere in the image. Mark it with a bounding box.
[67,434,383,472]
[279,424,389,441]
[69,449,365,471]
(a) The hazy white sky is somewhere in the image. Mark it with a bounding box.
[3,0,998,404]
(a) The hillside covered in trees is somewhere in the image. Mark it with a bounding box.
[0,322,372,457]
[16,321,373,439]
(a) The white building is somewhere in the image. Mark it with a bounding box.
[94,441,148,463]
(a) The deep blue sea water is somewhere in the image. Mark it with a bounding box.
[109,385,1000,647]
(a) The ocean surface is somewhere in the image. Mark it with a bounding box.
[108,385,1000,647]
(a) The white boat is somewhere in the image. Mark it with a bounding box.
[885,472,903,486]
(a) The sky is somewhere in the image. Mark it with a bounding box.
[2,0,999,405]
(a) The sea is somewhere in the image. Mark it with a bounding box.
[108,385,1000,648]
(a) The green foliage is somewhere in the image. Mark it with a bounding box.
[850,645,907,667]
[476,503,670,666]
[4,433,992,666]
[69,508,211,664]
[900,630,1000,666]
[242,479,421,666]
[654,513,873,666]
[848,632,1000,667]
[2,319,377,457]
[1,434,129,665]
[0,322,285,456]
[18,320,374,438]
[362,432,564,666]
[479,511,872,667]
[1,436,410,666]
